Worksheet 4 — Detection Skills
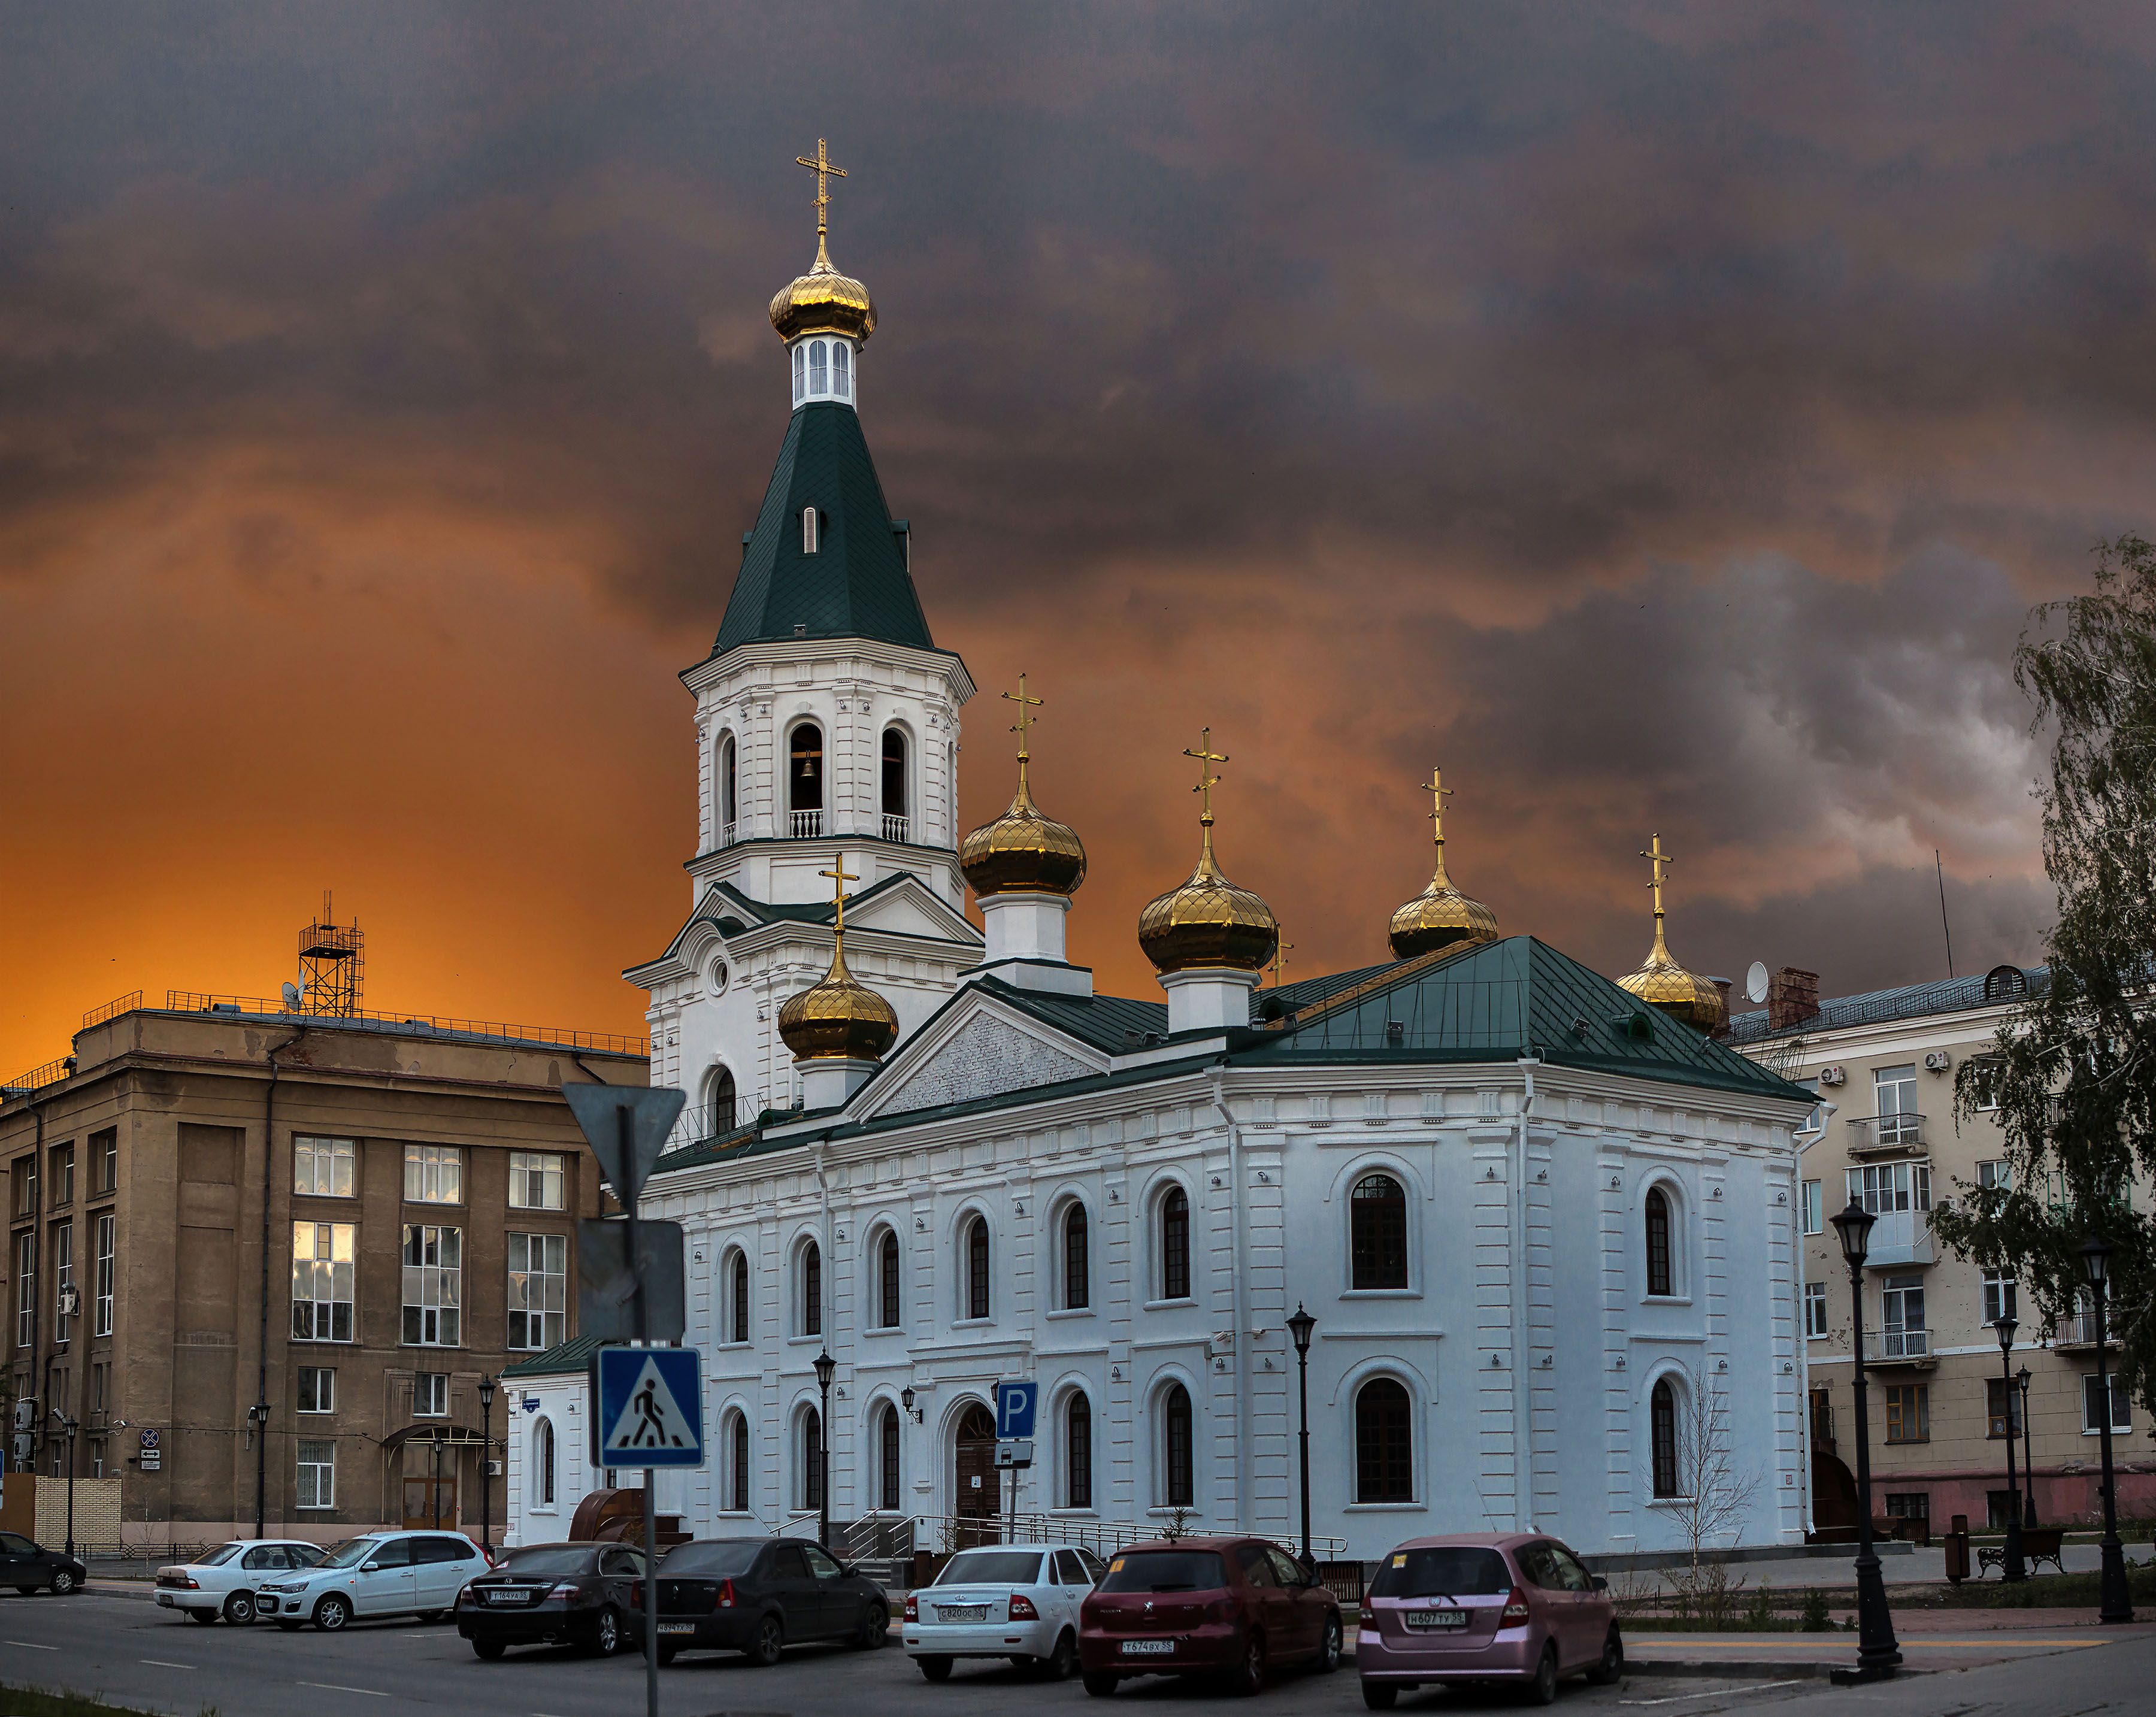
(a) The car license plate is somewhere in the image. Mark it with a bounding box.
[1404,1609,1468,1630]
[659,1622,697,1636]
[1121,1639,1176,1655]
[482,1589,520,1604]
[938,1604,989,1622]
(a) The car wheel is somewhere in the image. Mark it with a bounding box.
[1522,1643,1559,1706]
[473,1638,507,1661]
[314,1594,352,1633]
[1082,1671,1120,1697]
[1316,1615,1342,1674]
[1361,1685,1398,1711]
[853,1602,888,1651]
[1227,1632,1266,1698]
[223,1592,258,1625]
[656,1645,679,1667]
[746,1612,784,1667]
[1586,1625,1623,1686]
[1043,1630,1080,1681]
[48,1570,77,1596]
[186,1609,219,1625]
[917,1654,954,1682]
[590,1606,623,1657]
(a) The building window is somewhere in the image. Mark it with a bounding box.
[1884,1492,1930,1526]
[832,340,850,399]
[13,1231,32,1348]
[508,1152,564,1212]
[50,1144,73,1207]
[14,1153,36,1218]
[294,1137,356,1198]
[507,1233,567,1351]
[413,1372,449,1417]
[90,1361,110,1416]
[728,1412,750,1512]
[1645,1188,1673,1297]
[881,728,907,832]
[792,343,805,404]
[1885,1383,1930,1443]
[292,1221,356,1341]
[404,1144,464,1205]
[52,1220,72,1343]
[1650,1379,1680,1498]
[93,1130,117,1196]
[964,1216,990,1321]
[1162,1384,1194,1508]
[878,1404,901,1510]
[1350,1173,1408,1290]
[718,734,738,840]
[296,1440,336,1509]
[1355,1377,1414,1504]
[704,1067,737,1135]
[1982,1272,2017,1327]
[532,1416,556,1505]
[1800,1180,1823,1235]
[802,1408,825,1510]
[94,1214,115,1337]
[297,1367,335,1414]
[789,723,823,820]
[1159,1189,1190,1301]
[1803,1281,1828,1339]
[1067,1392,1092,1509]
[1880,1274,1927,1360]
[878,1231,901,1330]
[1977,1159,2012,1192]
[1809,1387,1834,1452]
[808,340,828,396]
[1873,1064,1921,1146]
[730,1250,750,1344]
[1062,1204,1089,1310]
[1846,1160,1930,1216]
[801,505,819,554]
[2084,1374,2131,1434]
[801,1239,822,1337]
[401,1224,462,1346]
[1986,1377,2023,1440]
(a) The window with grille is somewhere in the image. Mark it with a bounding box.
[413,1372,449,1416]
[1885,1383,1929,1443]
[965,1216,990,1321]
[296,1440,336,1509]
[404,1144,463,1205]
[298,1367,335,1413]
[1355,1377,1413,1503]
[1160,1189,1191,1300]
[730,1250,750,1344]
[292,1222,356,1341]
[1884,1492,1929,1522]
[1067,1391,1093,1509]
[508,1152,564,1211]
[294,1137,356,1198]
[731,1412,750,1512]
[402,1224,462,1346]
[801,1240,822,1337]
[802,1408,825,1509]
[879,1231,901,1328]
[1350,1173,1408,1289]
[1645,1188,1673,1297]
[1162,1384,1194,1507]
[879,1406,900,1510]
[507,1232,566,1350]
[1064,1204,1089,1310]
[95,1214,115,1336]
[1651,1380,1680,1497]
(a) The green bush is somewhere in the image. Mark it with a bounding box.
[1800,1588,1832,1632]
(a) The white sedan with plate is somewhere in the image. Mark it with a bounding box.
[903,1545,1106,1682]
[155,1540,325,1624]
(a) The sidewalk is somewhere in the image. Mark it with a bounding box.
[1627,1540,2139,1592]
[1615,1610,2156,1678]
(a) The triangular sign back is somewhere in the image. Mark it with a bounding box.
[562,1085,686,1211]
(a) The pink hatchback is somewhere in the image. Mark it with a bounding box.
[1356,1534,1620,1707]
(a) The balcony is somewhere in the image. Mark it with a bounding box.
[788,809,825,840]
[881,813,911,844]
[1860,1207,1934,1270]
[1867,1327,1933,1366]
[2052,1313,2117,1350]
[719,820,739,848]
[1846,1113,1927,1157]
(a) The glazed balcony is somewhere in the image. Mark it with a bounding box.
[1847,1113,1927,1157]
[1860,1207,1935,1270]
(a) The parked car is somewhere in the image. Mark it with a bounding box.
[1356,1533,1620,1707]
[1077,1537,1341,1697]
[455,1541,647,1659]
[643,1536,888,1665]
[259,1530,489,1631]
[155,1540,325,1624]
[903,1543,1106,1681]
[0,1531,85,1597]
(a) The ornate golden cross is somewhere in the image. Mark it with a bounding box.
[1271,940,1294,988]
[1001,673,1044,761]
[820,862,861,936]
[1183,726,1229,826]
[795,138,848,241]
[1422,768,1452,846]
[1640,833,1672,919]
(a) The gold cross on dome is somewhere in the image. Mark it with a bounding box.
[1640,833,1672,920]
[820,862,861,935]
[1001,673,1044,761]
[795,138,848,241]
[1183,727,1229,826]
[1422,768,1452,846]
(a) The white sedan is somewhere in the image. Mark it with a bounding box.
[903,1545,1106,1681]
[155,1541,325,1624]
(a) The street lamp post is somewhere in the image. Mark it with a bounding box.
[1828,1201,1900,1684]
[476,1375,498,1558]
[1287,1303,1316,1573]
[2080,1235,2133,1624]
[1994,1316,2025,1580]
[2016,1365,2036,1528]
[47,1411,78,1558]
[431,1428,445,1529]
[813,1349,836,1552]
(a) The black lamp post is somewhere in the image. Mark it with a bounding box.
[2016,1364,2036,1528]
[48,1410,78,1558]
[813,1349,836,1551]
[476,1374,498,1557]
[430,1427,445,1529]
[2080,1235,2133,1624]
[1994,1316,2025,1580]
[1287,1303,1316,1572]
[1827,1200,1900,1683]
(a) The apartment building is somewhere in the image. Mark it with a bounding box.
[1730,965,2152,1533]
[0,999,644,1547]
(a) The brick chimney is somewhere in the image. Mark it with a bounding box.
[1768,967,1820,1032]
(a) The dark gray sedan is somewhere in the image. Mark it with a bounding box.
[647,1537,889,1665]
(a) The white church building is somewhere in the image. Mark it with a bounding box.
[504,172,1817,1567]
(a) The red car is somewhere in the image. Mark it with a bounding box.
[1078,1536,1342,1697]
[1356,1533,1621,1707]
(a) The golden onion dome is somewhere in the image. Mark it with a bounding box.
[1138,836,1279,975]
[1388,768,1498,959]
[769,234,876,346]
[962,777,1087,899]
[777,936,899,1063]
[1615,834,1727,1033]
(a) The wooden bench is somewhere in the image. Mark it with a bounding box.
[1978,1527,2066,1577]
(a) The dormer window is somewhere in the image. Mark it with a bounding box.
[808,340,828,395]
[803,507,819,554]
[792,343,805,405]
[832,341,850,399]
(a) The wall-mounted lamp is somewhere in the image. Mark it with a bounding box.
[899,1385,923,1424]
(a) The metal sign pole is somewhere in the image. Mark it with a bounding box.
[625,1105,659,1717]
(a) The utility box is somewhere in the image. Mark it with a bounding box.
[1943,1513,1970,1584]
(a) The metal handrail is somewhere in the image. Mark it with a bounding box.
[1873,1328,1930,1360]
[1846,1114,1927,1154]
[900,1512,1350,1563]
[161,991,647,1056]
[81,991,143,1029]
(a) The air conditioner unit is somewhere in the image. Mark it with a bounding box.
[486,1460,503,1477]
[11,1400,32,1431]
[1818,1065,1846,1087]
[10,1433,31,1465]
[1924,1050,1952,1073]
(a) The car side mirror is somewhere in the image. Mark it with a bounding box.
[361,1562,380,1573]
[1591,1575,1609,1592]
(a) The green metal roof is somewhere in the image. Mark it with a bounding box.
[976,979,1170,1053]
[707,403,934,656]
[501,1334,606,1380]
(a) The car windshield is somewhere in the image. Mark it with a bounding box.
[316,1538,383,1571]
[1098,1551,1227,1594]
[1370,1546,1514,1599]
[198,1543,245,1567]
[659,1540,764,1577]
[496,1548,600,1577]
[935,1551,1045,1586]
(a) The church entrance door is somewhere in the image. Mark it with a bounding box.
[953,1404,1000,1547]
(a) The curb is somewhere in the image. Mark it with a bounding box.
[1624,1657,1842,1680]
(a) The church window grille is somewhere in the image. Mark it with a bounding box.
[802,505,819,554]
[1355,1377,1414,1503]
[879,1404,901,1509]
[1063,1204,1089,1310]
[1162,1384,1194,1507]
[1160,1187,1191,1301]
[729,1249,749,1344]
[1650,1379,1680,1497]
[801,1239,823,1337]
[1645,1188,1673,1297]
[729,1412,750,1511]
[879,1230,902,1328]
[1066,1391,1093,1509]
[964,1216,990,1321]
[1350,1173,1408,1290]
[832,340,850,398]
[802,1407,824,1510]
[792,343,806,404]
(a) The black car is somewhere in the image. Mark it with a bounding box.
[645,1536,888,1665]
[0,1531,85,1596]
[455,1541,647,1658]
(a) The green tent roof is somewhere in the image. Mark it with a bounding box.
[708,402,934,656]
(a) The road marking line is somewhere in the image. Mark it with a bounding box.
[1643,1637,2106,1649]
[1622,1683,1806,1706]
[141,1660,195,1669]
[5,1642,59,1651]
[297,1682,389,1698]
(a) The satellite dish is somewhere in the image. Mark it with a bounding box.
[1745,961,1770,1005]
[281,980,302,1011]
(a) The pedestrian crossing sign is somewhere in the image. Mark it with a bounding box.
[591,1345,705,1469]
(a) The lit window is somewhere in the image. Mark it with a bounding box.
[507,1152,565,1212]
[292,1222,356,1342]
[507,1233,567,1350]
[401,1224,462,1346]
[403,1144,463,1205]
[295,1138,356,1198]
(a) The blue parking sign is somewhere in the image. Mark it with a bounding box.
[592,1346,705,1469]
[995,1379,1037,1440]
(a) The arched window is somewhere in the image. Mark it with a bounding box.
[1350,1172,1409,1290]
[532,1416,556,1506]
[792,343,805,404]
[1066,1391,1093,1509]
[879,1230,902,1329]
[1355,1378,1413,1503]
[1161,1186,1191,1301]
[704,1066,737,1137]
[1063,1204,1089,1310]
[881,728,908,837]
[832,341,850,399]
[802,1406,825,1510]
[1645,1188,1673,1298]
[964,1215,990,1321]
[729,1249,750,1345]
[718,734,737,840]
[1651,1379,1680,1498]
[1162,1383,1194,1507]
[878,1403,901,1510]
[801,1239,822,1337]
[728,1410,750,1512]
[801,505,820,554]
[789,723,823,832]
[808,340,828,395]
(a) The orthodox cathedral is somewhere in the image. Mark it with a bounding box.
[507,154,1815,1564]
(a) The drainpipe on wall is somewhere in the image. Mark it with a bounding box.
[1208,1067,1250,1535]
[257,1028,307,1539]
[1794,1098,1834,1538]
[25,1100,46,1468]
[1513,1052,1539,1533]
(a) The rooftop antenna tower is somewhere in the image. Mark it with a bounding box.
[298,891,364,1018]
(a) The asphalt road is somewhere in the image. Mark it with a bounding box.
[4,1590,2154,1717]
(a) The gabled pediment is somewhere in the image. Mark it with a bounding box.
[851,988,1108,1120]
